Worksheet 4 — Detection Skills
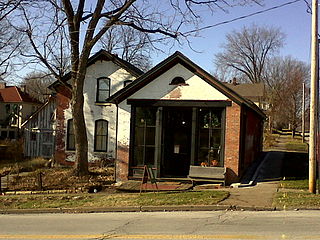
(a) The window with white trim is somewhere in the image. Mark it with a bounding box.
[96,77,110,102]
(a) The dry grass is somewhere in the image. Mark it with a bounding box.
[263,132,279,149]
[4,167,114,191]
[0,191,229,209]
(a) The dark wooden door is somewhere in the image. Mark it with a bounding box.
[162,108,192,177]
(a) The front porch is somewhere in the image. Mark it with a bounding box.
[128,100,230,180]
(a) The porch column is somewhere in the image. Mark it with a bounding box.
[190,107,197,166]
[155,107,163,178]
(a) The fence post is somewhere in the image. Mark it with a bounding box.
[36,172,43,191]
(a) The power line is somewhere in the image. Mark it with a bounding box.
[182,0,302,36]
[111,0,304,52]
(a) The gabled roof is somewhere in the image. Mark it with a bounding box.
[224,82,265,98]
[0,86,41,104]
[108,51,265,118]
[49,50,144,90]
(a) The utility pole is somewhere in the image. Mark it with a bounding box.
[309,0,318,194]
[302,82,305,143]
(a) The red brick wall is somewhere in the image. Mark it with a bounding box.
[224,102,242,184]
[54,90,72,166]
[116,144,129,182]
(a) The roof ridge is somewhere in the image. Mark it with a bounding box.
[15,86,24,102]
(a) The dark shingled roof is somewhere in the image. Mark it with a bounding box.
[224,82,265,99]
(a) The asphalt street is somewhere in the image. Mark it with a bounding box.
[1,210,320,240]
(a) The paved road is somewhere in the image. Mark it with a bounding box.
[1,211,320,240]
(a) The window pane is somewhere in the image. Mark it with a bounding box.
[94,120,108,151]
[135,107,156,126]
[135,127,144,146]
[145,127,155,146]
[132,107,157,167]
[67,119,75,150]
[97,78,110,102]
[197,108,223,167]
[133,146,144,166]
[145,147,155,165]
[98,90,109,102]
[99,79,109,89]
[199,109,221,128]
[69,136,75,149]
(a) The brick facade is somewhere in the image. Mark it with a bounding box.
[116,144,129,182]
[54,87,72,166]
[224,102,242,184]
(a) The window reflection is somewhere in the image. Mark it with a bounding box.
[197,108,223,167]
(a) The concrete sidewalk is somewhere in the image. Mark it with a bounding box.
[217,181,278,210]
[215,150,285,210]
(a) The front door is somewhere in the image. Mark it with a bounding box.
[162,108,192,177]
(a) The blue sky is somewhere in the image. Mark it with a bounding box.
[151,0,311,73]
[11,0,311,83]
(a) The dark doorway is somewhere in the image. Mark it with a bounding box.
[162,108,192,177]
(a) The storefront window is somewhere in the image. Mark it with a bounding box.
[133,107,157,167]
[197,108,223,167]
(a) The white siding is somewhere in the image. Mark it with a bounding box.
[64,60,136,162]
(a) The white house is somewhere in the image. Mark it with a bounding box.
[45,50,142,165]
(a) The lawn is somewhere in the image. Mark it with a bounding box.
[285,141,308,152]
[274,191,320,209]
[0,191,229,209]
[274,179,320,209]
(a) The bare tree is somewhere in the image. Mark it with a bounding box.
[215,24,285,84]
[20,72,55,102]
[100,26,152,71]
[0,1,26,78]
[265,57,309,136]
[15,0,262,176]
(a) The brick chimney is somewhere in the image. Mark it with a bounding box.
[232,77,238,85]
[0,81,6,89]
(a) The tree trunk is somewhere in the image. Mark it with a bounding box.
[71,75,89,176]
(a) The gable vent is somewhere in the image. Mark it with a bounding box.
[169,77,188,86]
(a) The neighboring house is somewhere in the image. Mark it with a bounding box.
[0,82,42,140]
[47,50,142,165]
[224,78,267,110]
[110,52,265,184]
[22,96,56,158]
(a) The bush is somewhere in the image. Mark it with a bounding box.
[0,139,24,163]
[17,157,49,172]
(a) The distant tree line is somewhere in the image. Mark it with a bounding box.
[214,24,309,135]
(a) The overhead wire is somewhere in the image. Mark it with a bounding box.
[182,0,302,36]
[110,0,304,51]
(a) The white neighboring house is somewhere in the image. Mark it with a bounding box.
[23,50,143,163]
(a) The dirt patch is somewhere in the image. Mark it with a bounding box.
[3,167,115,193]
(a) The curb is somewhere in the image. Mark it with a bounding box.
[0,205,280,215]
